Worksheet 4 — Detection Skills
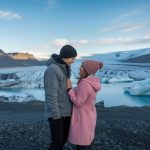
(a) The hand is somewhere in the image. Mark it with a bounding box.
[67,79,72,89]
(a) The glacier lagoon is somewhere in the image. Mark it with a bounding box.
[0,82,149,107]
[0,53,150,106]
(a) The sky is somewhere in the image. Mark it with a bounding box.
[0,0,150,59]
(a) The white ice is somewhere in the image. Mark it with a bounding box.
[124,78,150,95]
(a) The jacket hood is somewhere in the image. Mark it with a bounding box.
[46,57,55,66]
[46,54,64,66]
[81,76,101,92]
[46,54,71,78]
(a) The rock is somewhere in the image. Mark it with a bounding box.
[0,105,150,150]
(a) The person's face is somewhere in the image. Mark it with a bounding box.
[63,57,76,66]
[79,64,87,76]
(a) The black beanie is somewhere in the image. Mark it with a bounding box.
[59,45,77,58]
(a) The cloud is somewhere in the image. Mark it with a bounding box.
[114,5,150,22]
[35,37,150,51]
[144,30,150,36]
[92,37,150,45]
[52,39,70,47]
[120,24,143,32]
[30,37,150,59]
[123,36,150,44]
[123,5,150,17]
[102,37,150,45]
[102,22,145,33]
[94,38,117,45]
[102,5,150,33]
[49,38,90,48]
[78,39,89,44]
[30,38,90,59]
[31,52,51,60]
[0,10,22,20]
[123,10,142,18]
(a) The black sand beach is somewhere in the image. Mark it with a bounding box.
[0,101,150,150]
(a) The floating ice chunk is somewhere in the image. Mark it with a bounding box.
[124,78,150,95]
[8,94,39,102]
[108,77,134,83]
[101,77,134,83]
[0,79,21,88]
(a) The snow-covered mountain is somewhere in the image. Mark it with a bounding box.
[0,48,150,102]
[0,48,150,87]
[80,48,150,63]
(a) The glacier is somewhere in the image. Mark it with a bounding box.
[0,48,150,102]
[0,63,149,103]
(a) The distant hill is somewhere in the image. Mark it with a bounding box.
[0,49,18,67]
[0,49,45,68]
[8,52,36,60]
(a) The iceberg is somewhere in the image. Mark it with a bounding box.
[4,94,39,102]
[0,66,45,88]
[101,77,134,83]
[124,78,150,95]
[0,79,21,88]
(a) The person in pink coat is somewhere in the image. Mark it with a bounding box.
[67,60,103,150]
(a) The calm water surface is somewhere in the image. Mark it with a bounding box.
[97,83,150,107]
[0,82,150,107]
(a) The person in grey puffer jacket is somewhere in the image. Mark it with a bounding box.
[44,45,77,150]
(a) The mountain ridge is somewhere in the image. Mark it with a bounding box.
[0,49,45,68]
[0,48,150,68]
[8,52,36,60]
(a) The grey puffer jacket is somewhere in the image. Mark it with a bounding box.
[44,54,72,119]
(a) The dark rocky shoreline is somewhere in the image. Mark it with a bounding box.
[0,101,150,150]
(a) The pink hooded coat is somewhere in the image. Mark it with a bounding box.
[68,76,101,145]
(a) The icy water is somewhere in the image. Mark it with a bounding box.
[97,83,150,107]
[0,82,149,107]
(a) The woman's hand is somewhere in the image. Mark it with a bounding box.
[67,79,72,89]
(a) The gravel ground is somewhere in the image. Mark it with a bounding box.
[0,101,150,150]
